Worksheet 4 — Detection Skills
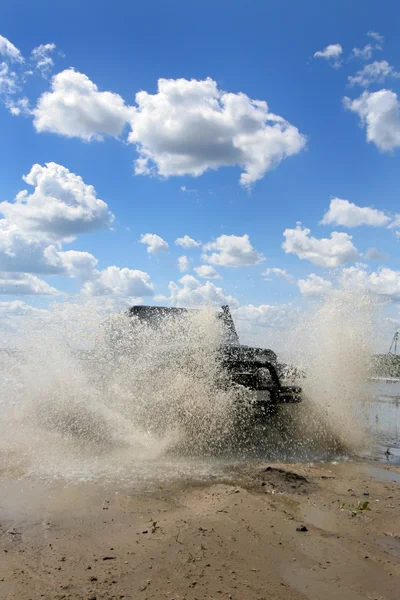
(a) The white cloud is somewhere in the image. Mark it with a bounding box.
[367,31,384,47]
[313,43,343,67]
[83,266,155,297]
[351,32,384,61]
[0,272,59,295]
[365,247,389,261]
[194,265,220,279]
[298,274,333,297]
[180,185,198,193]
[344,89,400,151]
[388,214,400,229]
[178,255,190,272]
[6,96,30,116]
[44,247,98,280]
[351,44,374,61]
[31,43,56,76]
[348,61,400,87]
[283,224,359,267]
[262,267,294,282]
[175,234,201,249]
[0,221,57,273]
[321,197,390,227]
[169,275,235,307]
[232,303,303,350]
[0,300,47,316]
[0,34,23,63]
[33,68,132,141]
[128,77,306,187]
[0,62,18,94]
[0,221,98,276]
[340,266,400,299]
[0,166,154,300]
[154,294,168,302]
[140,233,169,254]
[202,234,263,267]
[0,163,113,285]
[234,303,300,330]
[0,162,114,241]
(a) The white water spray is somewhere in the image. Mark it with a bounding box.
[0,291,378,484]
[281,290,377,455]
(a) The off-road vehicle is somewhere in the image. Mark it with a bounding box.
[128,305,302,415]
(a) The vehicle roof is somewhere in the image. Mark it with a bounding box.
[129,305,239,344]
[129,305,228,317]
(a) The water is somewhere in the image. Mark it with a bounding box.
[0,292,398,489]
[366,380,400,465]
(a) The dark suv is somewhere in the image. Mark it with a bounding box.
[128,305,302,415]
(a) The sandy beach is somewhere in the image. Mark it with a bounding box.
[0,460,399,600]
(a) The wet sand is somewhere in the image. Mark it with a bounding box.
[0,461,399,600]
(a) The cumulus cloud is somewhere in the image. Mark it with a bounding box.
[262,267,294,282]
[0,300,47,316]
[33,68,132,141]
[178,255,190,273]
[83,266,155,298]
[0,164,153,300]
[0,34,23,63]
[0,163,114,292]
[298,274,333,297]
[314,43,343,67]
[283,224,359,267]
[31,43,56,76]
[389,215,400,230]
[140,233,169,254]
[194,265,220,279]
[154,294,168,302]
[344,89,400,152]
[0,221,98,277]
[44,247,98,280]
[0,272,59,295]
[0,222,54,273]
[340,266,400,299]
[321,197,390,227]
[234,303,300,330]
[232,303,303,350]
[202,234,263,267]
[0,62,18,94]
[0,162,114,241]
[169,275,235,307]
[175,234,201,249]
[128,77,306,187]
[348,61,400,87]
[365,247,389,261]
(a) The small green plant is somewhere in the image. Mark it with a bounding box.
[149,520,160,533]
[339,500,370,513]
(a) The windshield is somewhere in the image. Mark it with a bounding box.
[128,305,240,345]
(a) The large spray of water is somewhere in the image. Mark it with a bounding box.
[277,290,376,458]
[0,292,376,485]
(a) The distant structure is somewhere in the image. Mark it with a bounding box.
[389,331,399,355]
[372,331,400,378]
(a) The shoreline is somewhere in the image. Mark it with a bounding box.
[0,460,399,599]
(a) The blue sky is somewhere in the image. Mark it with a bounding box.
[1,0,400,341]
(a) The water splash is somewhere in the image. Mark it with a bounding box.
[0,292,378,484]
[0,301,244,483]
[280,290,377,455]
